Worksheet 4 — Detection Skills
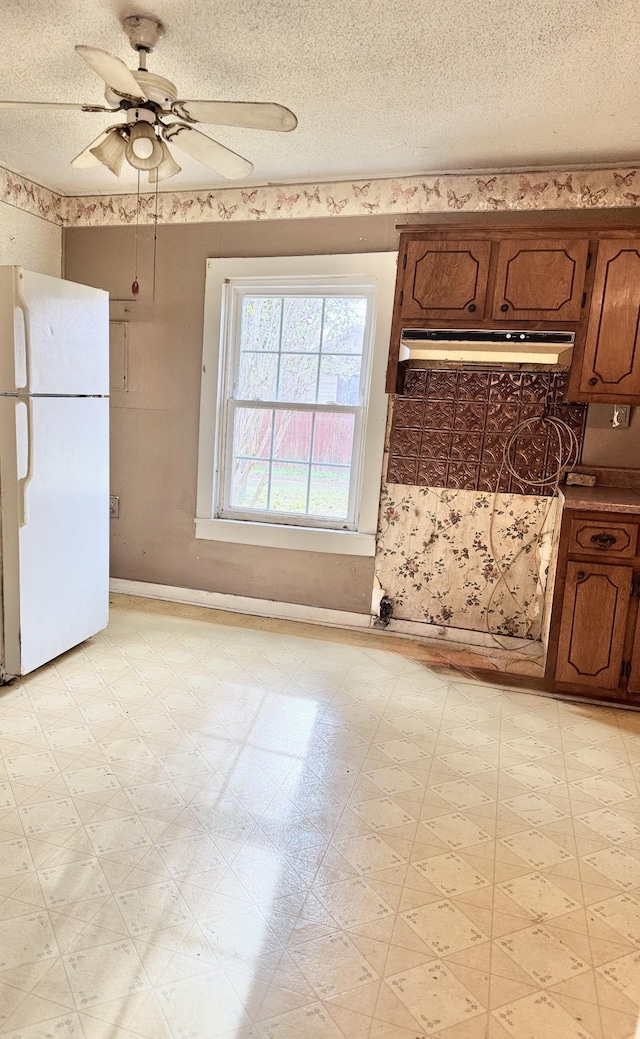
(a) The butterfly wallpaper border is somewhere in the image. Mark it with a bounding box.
[4,163,640,228]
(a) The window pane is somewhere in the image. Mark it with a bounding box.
[312,413,355,465]
[232,407,273,459]
[278,354,318,403]
[231,459,269,509]
[281,298,323,353]
[322,297,367,354]
[237,353,278,399]
[317,355,362,404]
[308,465,350,518]
[269,462,309,513]
[240,297,281,352]
[224,288,372,526]
[273,410,312,462]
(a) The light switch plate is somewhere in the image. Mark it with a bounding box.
[109,496,119,519]
[611,404,631,428]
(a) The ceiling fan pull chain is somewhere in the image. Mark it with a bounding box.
[132,169,140,296]
[152,176,159,302]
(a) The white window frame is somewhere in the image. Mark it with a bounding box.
[195,253,396,555]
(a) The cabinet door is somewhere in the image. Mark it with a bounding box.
[555,561,632,689]
[401,239,491,321]
[579,240,640,399]
[492,238,589,321]
[627,585,640,696]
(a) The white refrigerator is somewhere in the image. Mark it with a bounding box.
[0,266,109,680]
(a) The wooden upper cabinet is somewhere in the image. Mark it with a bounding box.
[401,239,491,321]
[492,238,589,321]
[555,561,632,689]
[579,239,640,400]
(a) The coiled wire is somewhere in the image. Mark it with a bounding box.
[500,413,581,492]
[484,410,580,650]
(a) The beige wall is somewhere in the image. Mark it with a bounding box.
[64,216,399,612]
[582,404,640,468]
[64,208,640,614]
[0,201,61,276]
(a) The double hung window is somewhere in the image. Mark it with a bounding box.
[196,254,395,554]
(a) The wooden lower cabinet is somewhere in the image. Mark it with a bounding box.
[627,606,640,696]
[548,507,640,703]
[554,562,632,689]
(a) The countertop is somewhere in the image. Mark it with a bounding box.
[561,484,640,515]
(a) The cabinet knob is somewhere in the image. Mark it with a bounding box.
[577,570,586,581]
[500,303,509,312]
[588,377,598,386]
[468,304,476,312]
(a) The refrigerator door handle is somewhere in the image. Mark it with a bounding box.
[16,396,33,526]
[15,287,31,392]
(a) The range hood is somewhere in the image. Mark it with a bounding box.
[400,329,575,367]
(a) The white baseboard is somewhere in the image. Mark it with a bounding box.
[109,579,543,663]
[109,579,371,630]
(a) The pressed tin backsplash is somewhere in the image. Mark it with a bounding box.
[387,368,587,495]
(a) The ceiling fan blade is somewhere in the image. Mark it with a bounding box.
[0,100,113,112]
[163,124,253,179]
[75,45,146,100]
[71,131,111,168]
[172,100,297,132]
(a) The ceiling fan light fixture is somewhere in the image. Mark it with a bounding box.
[125,121,163,170]
[148,140,181,183]
[90,128,127,176]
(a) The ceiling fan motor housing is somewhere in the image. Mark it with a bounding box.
[104,72,178,110]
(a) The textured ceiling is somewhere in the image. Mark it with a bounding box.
[1,0,639,195]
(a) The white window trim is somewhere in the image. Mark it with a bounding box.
[196,253,396,555]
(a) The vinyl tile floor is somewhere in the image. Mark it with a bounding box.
[0,595,639,1039]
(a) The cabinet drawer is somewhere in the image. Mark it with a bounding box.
[568,519,638,558]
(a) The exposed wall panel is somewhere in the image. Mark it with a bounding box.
[0,201,61,276]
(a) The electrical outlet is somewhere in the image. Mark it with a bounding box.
[109,496,119,519]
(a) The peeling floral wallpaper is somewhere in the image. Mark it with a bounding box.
[6,162,640,228]
[375,484,558,641]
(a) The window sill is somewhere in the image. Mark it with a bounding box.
[195,517,376,556]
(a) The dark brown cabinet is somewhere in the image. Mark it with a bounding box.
[491,238,589,322]
[387,225,593,393]
[400,239,491,320]
[547,506,640,703]
[554,561,632,689]
[627,608,640,695]
[576,239,640,402]
[388,223,640,398]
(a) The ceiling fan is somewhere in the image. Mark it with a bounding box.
[0,15,298,182]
